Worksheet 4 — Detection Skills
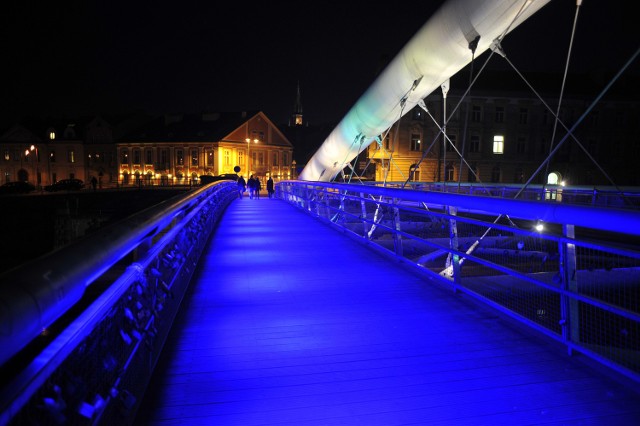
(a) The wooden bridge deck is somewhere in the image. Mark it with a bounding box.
[135,195,640,425]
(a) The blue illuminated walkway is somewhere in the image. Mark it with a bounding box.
[135,195,640,425]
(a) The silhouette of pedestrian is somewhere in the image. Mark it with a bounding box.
[255,177,262,199]
[267,176,274,198]
[248,175,256,199]
[237,175,246,199]
[90,176,98,191]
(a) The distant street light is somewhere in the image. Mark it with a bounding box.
[25,145,40,187]
[245,138,258,177]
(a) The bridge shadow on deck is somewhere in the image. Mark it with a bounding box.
[135,195,640,425]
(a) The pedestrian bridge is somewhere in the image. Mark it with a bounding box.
[1,181,640,425]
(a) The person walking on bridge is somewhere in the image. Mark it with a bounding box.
[267,176,274,198]
[248,175,256,199]
[237,175,246,199]
[255,177,262,199]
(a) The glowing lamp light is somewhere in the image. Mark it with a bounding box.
[535,222,544,232]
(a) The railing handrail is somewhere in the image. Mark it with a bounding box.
[291,181,640,236]
[0,182,233,367]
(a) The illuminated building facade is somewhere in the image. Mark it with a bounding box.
[116,111,294,186]
[364,71,639,186]
[0,120,87,188]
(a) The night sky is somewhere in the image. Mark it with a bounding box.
[2,1,637,129]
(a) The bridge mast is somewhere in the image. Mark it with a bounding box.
[299,0,552,182]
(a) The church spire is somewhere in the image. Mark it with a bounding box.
[293,81,303,126]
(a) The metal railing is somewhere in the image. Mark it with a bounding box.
[0,181,238,425]
[2,179,638,425]
[360,181,640,210]
[278,180,640,384]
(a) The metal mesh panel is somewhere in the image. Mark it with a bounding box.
[577,301,640,372]
[460,260,563,334]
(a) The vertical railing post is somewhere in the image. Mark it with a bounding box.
[446,205,461,290]
[323,188,333,220]
[559,223,579,356]
[338,189,346,223]
[392,198,403,258]
[305,186,313,213]
[360,192,368,237]
[317,187,327,219]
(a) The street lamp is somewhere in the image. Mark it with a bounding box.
[245,138,258,177]
[30,145,39,187]
[24,145,40,187]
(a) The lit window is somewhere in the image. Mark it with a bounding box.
[409,164,420,181]
[191,149,198,166]
[410,134,421,151]
[445,162,454,181]
[493,135,504,154]
[49,131,56,140]
[68,150,75,163]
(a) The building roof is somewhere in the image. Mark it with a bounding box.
[446,68,639,101]
[122,111,263,142]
